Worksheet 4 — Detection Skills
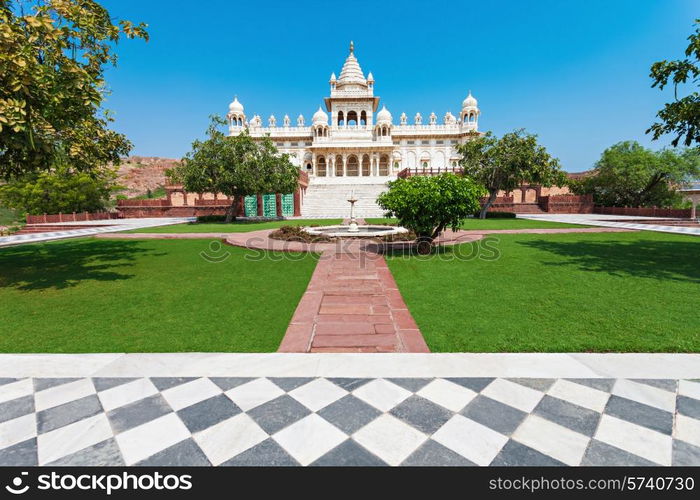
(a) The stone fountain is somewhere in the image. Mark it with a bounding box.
[347,190,360,233]
[303,192,408,238]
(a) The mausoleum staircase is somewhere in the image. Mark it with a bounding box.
[300,177,393,219]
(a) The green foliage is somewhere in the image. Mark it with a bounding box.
[457,129,564,218]
[0,166,119,214]
[172,116,299,222]
[569,141,700,207]
[0,205,19,225]
[132,186,166,200]
[648,19,700,146]
[0,0,148,179]
[376,173,486,247]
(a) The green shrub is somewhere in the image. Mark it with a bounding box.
[473,211,517,218]
[196,215,227,223]
[377,173,486,252]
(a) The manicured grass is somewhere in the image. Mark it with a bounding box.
[365,217,588,230]
[386,231,700,352]
[0,238,318,352]
[128,219,343,233]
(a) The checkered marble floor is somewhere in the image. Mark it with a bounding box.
[1,376,699,466]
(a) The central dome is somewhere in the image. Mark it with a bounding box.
[337,41,366,86]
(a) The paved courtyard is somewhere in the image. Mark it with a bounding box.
[1,354,698,467]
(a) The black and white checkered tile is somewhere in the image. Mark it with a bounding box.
[1,377,698,466]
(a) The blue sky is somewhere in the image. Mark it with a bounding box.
[101,0,697,172]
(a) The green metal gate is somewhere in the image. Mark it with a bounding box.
[281,193,294,217]
[262,194,277,218]
[244,195,258,217]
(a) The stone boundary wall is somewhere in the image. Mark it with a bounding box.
[26,212,119,224]
[539,194,594,214]
[594,206,692,218]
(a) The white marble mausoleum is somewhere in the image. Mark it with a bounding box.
[226,42,482,179]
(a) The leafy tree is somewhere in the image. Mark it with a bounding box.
[0,165,120,214]
[376,173,485,253]
[457,129,564,218]
[569,141,700,207]
[0,0,148,179]
[648,19,700,147]
[172,116,299,222]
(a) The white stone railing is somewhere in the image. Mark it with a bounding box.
[246,126,313,138]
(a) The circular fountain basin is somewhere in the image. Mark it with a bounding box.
[305,225,408,238]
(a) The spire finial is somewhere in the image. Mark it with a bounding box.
[349,40,354,53]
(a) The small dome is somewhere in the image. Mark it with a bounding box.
[462,91,477,109]
[376,105,392,124]
[330,72,337,82]
[228,96,244,114]
[367,71,374,82]
[312,106,328,124]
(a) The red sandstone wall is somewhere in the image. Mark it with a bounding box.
[594,206,691,218]
[26,212,119,224]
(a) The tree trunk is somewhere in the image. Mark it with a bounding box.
[416,235,433,255]
[480,190,498,219]
[224,195,238,223]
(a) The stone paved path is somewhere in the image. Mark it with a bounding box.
[279,245,429,353]
[519,213,700,237]
[0,217,194,248]
[1,374,698,466]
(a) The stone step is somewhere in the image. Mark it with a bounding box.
[301,181,389,218]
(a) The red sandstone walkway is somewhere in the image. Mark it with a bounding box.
[278,243,429,353]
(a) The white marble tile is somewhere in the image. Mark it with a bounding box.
[0,353,698,379]
[612,379,676,412]
[97,378,158,412]
[0,354,122,378]
[273,414,347,466]
[352,379,411,412]
[194,413,267,466]
[0,379,33,405]
[34,379,95,412]
[38,414,112,465]
[115,413,190,465]
[416,379,477,412]
[675,414,700,448]
[432,415,509,466]
[288,378,347,412]
[595,415,672,465]
[0,414,36,450]
[547,379,610,412]
[481,378,544,413]
[353,414,427,466]
[224,378,285,412]
[678,380,700,400]
[160,378,222,411]
[512,415,590,465]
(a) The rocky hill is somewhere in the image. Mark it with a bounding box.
[115,156,179,197]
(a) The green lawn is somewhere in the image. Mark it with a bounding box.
[128,219,343,233]
[365,217,588,230]
[386,231,700,352]
[0,238,318,352]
